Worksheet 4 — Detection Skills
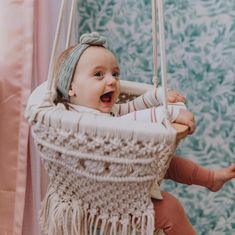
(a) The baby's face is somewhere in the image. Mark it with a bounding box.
[69,46,120,113]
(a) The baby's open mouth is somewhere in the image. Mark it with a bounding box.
[100,91,114,103]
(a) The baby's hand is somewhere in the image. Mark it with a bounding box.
[168,103,195,134]
[167,90,186,103]
[156,87,186,105]
[175,109,195,134]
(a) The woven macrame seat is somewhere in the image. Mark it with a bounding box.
[25,80,177,235]
[25,1,189,233]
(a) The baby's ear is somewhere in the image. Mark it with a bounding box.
[68,89,76,97]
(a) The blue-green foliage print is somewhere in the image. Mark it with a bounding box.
[76,0,235,234]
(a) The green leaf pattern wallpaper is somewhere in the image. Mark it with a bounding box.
[76,0,235,234]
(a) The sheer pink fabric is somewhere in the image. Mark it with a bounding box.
[0,1,33,234]
[22,1,58,234]
[0,0,59,234]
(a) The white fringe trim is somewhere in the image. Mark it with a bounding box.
[39,187,155,235]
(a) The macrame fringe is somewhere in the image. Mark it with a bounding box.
[39,187,155,235]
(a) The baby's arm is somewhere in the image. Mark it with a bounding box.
[119,103,195,134]
[114,87,185,116]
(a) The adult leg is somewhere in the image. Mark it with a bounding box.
[153,192,196,235]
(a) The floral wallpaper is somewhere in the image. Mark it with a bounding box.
[76,0,235,234]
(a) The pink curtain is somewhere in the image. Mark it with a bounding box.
[22,1,61,234]
[0,0,34,234]
[0,0,60,234]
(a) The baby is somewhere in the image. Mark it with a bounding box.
[54,32,235,235]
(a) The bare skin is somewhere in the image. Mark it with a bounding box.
[167,90,186,103]
[167,90,195,134]
[210,163,235,192]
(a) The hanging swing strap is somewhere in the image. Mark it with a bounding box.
[66,0,76,49]
[152,0,170,122]
[46,0,76,93]
[46,0,65,92]
[151,0,158,88]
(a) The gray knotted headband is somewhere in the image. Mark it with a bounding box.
[57,32,108,99]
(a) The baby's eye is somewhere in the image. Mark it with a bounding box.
[112,71,120,79]
[94,71,104,80]
[94,71,102,76]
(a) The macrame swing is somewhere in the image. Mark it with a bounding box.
[25,0,189,234]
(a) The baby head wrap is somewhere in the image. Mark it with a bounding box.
[57,32,108,99]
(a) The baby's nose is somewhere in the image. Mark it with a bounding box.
[106,75,117,85]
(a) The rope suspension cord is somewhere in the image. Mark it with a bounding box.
[151,0,158,88]
[65,0,76,49]
[46,0,66,92]
[152,0,189,138]
[156,0,169,117]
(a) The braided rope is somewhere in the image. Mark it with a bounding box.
[156,0,169,114]
[47,0,66,92]
[151,0,158,87]
[32,133,157,165]
[65,0,76,48]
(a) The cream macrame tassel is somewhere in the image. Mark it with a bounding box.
[40,185,156,235]
[39,186,84,235]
